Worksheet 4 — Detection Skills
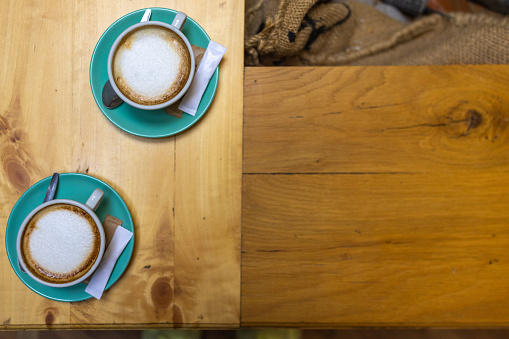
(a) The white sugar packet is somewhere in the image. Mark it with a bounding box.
[179,41,227,116]
[85,226,133,300]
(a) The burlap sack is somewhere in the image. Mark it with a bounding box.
[245,0,509,66]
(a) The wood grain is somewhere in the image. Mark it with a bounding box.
[0,0,243,329]
[173,0,243,327]
[242,65,509,327]
[244,66,509,174]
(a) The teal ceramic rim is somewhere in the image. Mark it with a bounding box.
[5,173,134,302]
[89,7,218,138]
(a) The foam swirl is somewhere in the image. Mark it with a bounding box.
[112,26,191,105]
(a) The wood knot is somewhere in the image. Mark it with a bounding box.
[4,158,31,192]
[8,129,23,144]
[467,110,482,130]
[439,106,485,139]
[151,277,172,309]
[438,94,508,142]
[45,309,55,325]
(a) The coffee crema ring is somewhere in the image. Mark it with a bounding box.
[20,204,101,284]
[112,26,192,106]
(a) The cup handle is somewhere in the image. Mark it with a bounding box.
[86,189,104,211]
[171,12,187,31]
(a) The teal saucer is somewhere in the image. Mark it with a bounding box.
[5,173,134,302]
[90,8,218,138]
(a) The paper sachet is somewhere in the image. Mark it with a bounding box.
[178,41,227,116]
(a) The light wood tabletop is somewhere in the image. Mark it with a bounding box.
[0,0,243,329]
[2,0,509,331]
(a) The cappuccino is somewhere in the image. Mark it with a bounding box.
[20,204,101,284]
[112,25,192,106]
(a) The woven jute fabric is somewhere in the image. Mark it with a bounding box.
[245,0,509,66]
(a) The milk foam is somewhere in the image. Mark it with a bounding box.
[114,27,186,101]
[28,209,96,274]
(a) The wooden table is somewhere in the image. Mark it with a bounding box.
[0,0,243,329]
[2,0,509,330]
[242,65,509,327]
